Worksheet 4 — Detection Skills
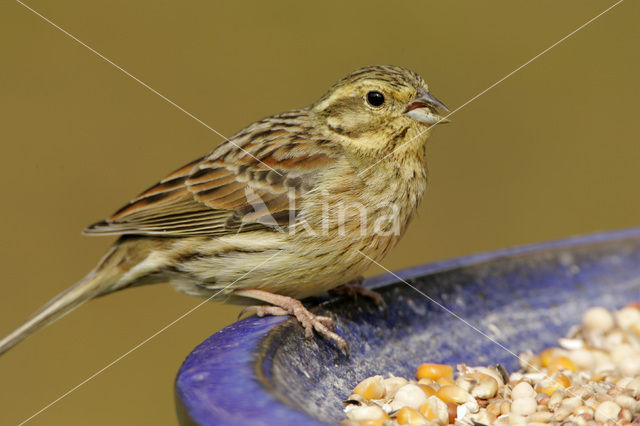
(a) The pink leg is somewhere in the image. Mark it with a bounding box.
[239,305,289,318]
[234,288,348,353]
[329,276,386,308]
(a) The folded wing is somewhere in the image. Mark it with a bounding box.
[84,110,340,237]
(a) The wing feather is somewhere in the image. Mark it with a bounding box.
[83,110,341,237]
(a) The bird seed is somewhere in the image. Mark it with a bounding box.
[342,304,640,425]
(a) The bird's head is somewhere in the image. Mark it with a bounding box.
[310,65,449,158]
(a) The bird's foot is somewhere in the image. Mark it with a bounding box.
[239,305,334,329]
[235,289,348,354]
[329,276,386,309]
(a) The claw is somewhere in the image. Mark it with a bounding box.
[288,300,347,351]
[314,315,335,330]
[238,305,288,320]
[235,289,349,357]
[233,288,349,355]
[330,277,386,310]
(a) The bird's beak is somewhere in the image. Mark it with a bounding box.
[404,88,450,125]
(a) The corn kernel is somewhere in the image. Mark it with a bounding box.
[582,307,615,332]
[353,375,385,400]
[548,356,576,373]
[418,384,437,397]
[630,322,640,336]
[354,420,385,426]
[436,385,471,404]
[539,373,571,395]
[511,381,535,399]
[383,377,408,399]
[419,397,448,425]
[420,401,436,421]
[437,377,455,386]
[463,372,498,399]
[345,405,389,423]
[540,348,555,368]
[555,373,571,387]
[420,402,438,422]
[394,384,429,410]
[539,386,556,395]
[416,363,453,381]
[396,406,426,425]
[486,402,501,419]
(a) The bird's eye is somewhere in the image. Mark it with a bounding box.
[366,91,385,107]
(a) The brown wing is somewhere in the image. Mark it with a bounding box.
[83,110,340,237]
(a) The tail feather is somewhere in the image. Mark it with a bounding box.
[0,236,172,355]
[0,239,156,356]
[0,271,111,356]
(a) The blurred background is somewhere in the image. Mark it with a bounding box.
[1,0,638,424]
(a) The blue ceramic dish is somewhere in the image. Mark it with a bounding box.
[175,228,640,425]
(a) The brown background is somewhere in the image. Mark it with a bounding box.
[1,1,639,424]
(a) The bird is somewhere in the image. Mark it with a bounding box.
[0,65,449,355]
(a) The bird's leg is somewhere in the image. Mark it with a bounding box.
[329,276,386,308]
[239,305,334,327]
[239,305,289,318]
[234,288,348,353]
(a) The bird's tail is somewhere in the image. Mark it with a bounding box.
[0,242,145,356]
